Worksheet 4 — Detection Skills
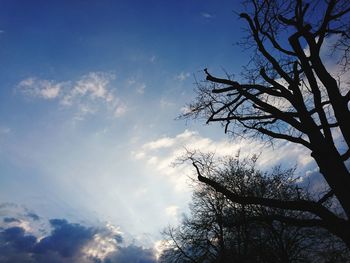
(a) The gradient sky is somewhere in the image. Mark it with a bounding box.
[0,0,323,260]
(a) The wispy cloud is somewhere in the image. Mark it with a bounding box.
[18,78,62,100]
[160,98,175,108]
[60,72,116,106]
[131,130,237,191]
[175,72,190,81]
[127,79,146,95]
[113,101,128,117]
[0,126,11,135]
[17,72,127,120]
[143,137,175,150]
[201,12,214,19]
[132,129,315,191]
[136,83,146,94]
[149,55,156,63]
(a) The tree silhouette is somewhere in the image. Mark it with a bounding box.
[183,0,350,246]
[160,154,349,262]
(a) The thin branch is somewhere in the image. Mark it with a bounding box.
[317,190,335,204]
[257,127,311,149]
[229,214,327,229]
[209,114,275,123]
[253,5,297,57]
[240,12,294,83]
[329,6,350,21]
[205,69,305,134]
[260,67,292,98]
[341,149,350,161]
[314,0,337,49]
[317,122,339,129]
[168,228,199,263]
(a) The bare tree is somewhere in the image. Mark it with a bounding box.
[183,0,350,247]
[160,154,349,262]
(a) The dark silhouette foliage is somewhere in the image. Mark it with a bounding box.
[160,154,350,262]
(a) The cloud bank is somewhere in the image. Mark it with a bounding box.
[0,204,157,263]
[131,128,322,195]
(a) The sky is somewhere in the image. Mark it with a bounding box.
[0,1,326,262]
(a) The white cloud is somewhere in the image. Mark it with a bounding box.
[126,79,146,95]
[160,98,175,108]
[175,72,190,81]
[17,72,127,120]
[131,130,238,191]
[132,129,315,192]
[41,86,61,99]
[18,77,62,100]
[127,79,136,86]
[149,55,156,63]
[61,72,116,106]
[132,151,146,160]
[83,222,123,260]
[165,205,179,218]
[0,203,50,238]
[153,240,165,260]
[0,126,11,135]
[113,102,127,117]
[136,83,146,94]
[201,12,214,19]
[147,156,159,165]
[133,187,148,198]
[73,104,98,121]
[143,137,175,150]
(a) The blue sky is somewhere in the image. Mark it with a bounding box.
[0,1,324,261]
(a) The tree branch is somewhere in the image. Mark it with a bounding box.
[314,0,337,50]
[252,5,297,57]
[229,214,328,229]
[341,148,350,161]
[192,161,339,224]
[208,114,275,123]
[259,67,293,98]
[240,12,294,84]
[317,190,335,204]
[167,228,199,263]
[288,31,334,143]
[257,127,311,149]
[205,69,305,134]
[345,90,350,102]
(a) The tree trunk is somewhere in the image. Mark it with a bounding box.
[312,145,350,220]
[309,55,350,149]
